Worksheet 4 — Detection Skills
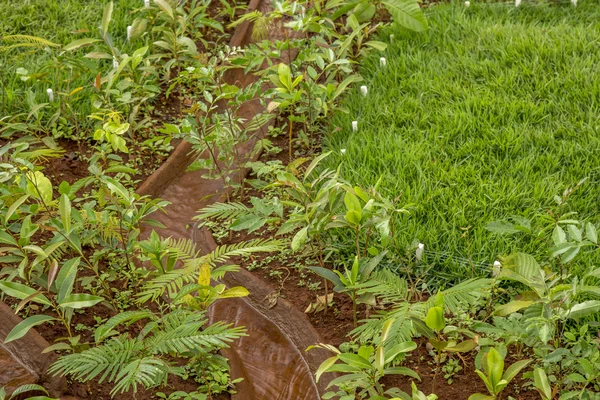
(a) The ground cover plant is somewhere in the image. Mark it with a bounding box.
[323,0,600,281]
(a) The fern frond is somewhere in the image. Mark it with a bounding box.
[111,357,169,396]
[50,337,143,383]
[195,202,250,222]
[163,237,201,260]
[351,302,426,344]
[201,238,284,265]
[0,34,59,48]
[95,310,157,343]
[433,278,493,314]
[137,239,284,302]
[151,320,245,354]
[358,269,409,305]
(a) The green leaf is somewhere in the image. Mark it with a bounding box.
[154,0,174,19]
[55,258,80,303]
[315,356,338,382]
[59,194,71,234]
[382,0,427,32]
[486,221,521,234]
[8,384,49,399]
[566,300,600,319]
[4,315,56,343]
[586,222,598,244]
[101,1,113,35]
[502,359,531,384]
[445,339,478,353]
[383,366,420,380]
[25,171,52,204]
[307,267,344,290]
[5,194,29,224]
[533,368,552,400]
[104,177,132,206]
[425,306,445,331]
[59,293,103,309]
[494,300,534,316]
[385,341,417,363]
[64,38,102,51]
[337,353,372,370]
[0,281,52,306]
[566,373,587,383]
[468,394,495,400]
[552,225,566,245]
[219,286,250,298]
[291,226,308,251]
[486,348,504,390]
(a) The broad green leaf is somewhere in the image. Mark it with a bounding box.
[55,258,79,303]
[291,226,308,251]
[104,177,132,206]
[315,356,338,382]
[486,221,521,234]
[101,1,113,35]
[198,263,211,286]
[59,293,103,309]
[25,171,52,204]
[566,300,600,319]
[552,225,566,245]
[468,394,495,400]
[494,300,534,316]
[337,353,372,370]
[533,368,552,399]
[220,286,249,298]
[586,222,598,244]
[8,384,49,399]
[425,306,445,331]
[4,315,56,343]
[503,359,531,384]
[486,348,504,390]
[383,366,420,380]
[307,267,344,290]
[0,281,52,306]
[382,0,428,32]
[64,38,102,51]
[59,194,71,234]
[385,341,417,363]
[154,0,174,18]
[446,339,478,353]
[5,194,29,224]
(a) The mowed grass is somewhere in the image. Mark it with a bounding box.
[0,0,140,116]
[325,1,600,279]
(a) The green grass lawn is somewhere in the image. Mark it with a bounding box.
[325,0,600,280]
[0,0,140,118]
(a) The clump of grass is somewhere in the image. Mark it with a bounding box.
[325,0,600,280]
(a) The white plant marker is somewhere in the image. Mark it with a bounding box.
[515,0,521,7]
[341,149,347,155]
[571,0,577,6]
[360,85,368,97]
[492,260,501,277]
[127,26,132,42]
[380,57,387,68]
[144,0,150,8]
[389,34,394,42]
[465,1,470,6]
[352,121,358,132]
[416,243,424,262]
[113,59,119,69]
[46,88,54,102]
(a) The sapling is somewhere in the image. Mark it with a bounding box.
[469,347,531,400]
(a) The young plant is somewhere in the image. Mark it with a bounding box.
[308,251,387,326]
[311,318,419,399]
[469,347,531,400]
